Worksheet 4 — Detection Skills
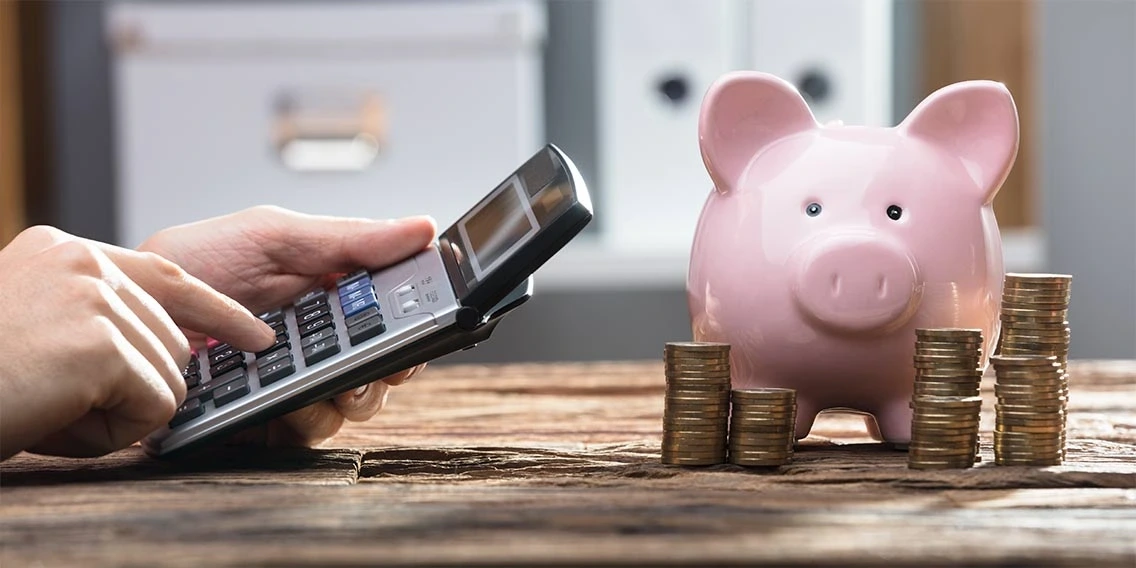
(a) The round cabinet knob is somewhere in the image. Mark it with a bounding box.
[796,69,832,104]
[657,74,690,105]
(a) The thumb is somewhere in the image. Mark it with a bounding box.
[251,208,438,275]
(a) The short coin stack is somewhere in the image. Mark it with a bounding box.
[908,328,984,469]
[728,388,797,466]
[990,354,1067,465]
[661,342,731,465]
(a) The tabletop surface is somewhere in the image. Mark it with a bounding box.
[2,359,1134,567]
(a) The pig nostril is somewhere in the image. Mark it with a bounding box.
[877,276,888,299]
[831,274,841,297]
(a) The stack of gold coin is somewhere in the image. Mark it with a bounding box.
[990,354,1066,465]
[908,328,984,469]
[999,273,1072,429]
[661,342,731,465]
[728,388,797,467]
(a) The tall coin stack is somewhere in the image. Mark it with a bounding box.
[661,342,731,466]
[908,328,984,469]
[990,355,1066,465]
[729,388,797,467]
[999,273,1072,429]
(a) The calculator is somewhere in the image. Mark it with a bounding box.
[144,144,593,458]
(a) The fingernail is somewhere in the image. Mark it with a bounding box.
[353,385,368,396]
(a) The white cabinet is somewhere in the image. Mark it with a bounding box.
[106,1,546,247]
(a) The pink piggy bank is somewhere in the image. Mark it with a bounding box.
[687,71,1019,444]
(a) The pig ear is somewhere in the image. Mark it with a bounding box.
[698,71,818,193]
[899,80,1019,204]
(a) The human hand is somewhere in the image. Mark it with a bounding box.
[0,226,275,460]
[137,205,436,447]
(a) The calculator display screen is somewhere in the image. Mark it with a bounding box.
[440,147,577,301]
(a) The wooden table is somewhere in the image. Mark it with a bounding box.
[2,360,1134,567]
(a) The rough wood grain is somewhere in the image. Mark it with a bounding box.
[1,360,1134,567]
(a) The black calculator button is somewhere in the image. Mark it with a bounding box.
[207,342,232,358]
[191,368,247,402]
[169,398,204,428]
[271,323,288,338]
[255,336,290,358]
[259,309,284,326]
[297,305,330,324]
[258,357,296,387]
[295,290,329,313]
[300,326,336,349]
[255,346,290,367]
[298,314,334,337]
[185,356,199,372]
[302,338,341,366]
[344,306,380,328]
[212,377,251,408]
[347,317,386,346]
[208,347,240,367]
[210,355,246,376]
[184,371,202,389]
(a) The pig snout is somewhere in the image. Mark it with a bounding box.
[793,235,919,333]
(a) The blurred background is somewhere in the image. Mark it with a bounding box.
[1,0,1133,364]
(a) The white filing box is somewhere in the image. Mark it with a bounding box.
[576,0,893,281]
[106,1,546,247]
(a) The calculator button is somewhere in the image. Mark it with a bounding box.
[347,316,386,346]
[341,295,377,318]
[336,269,369,287]
[259,309,284,326]
[207,342,232,357]
[400,299,419,313]
[338,287,373,305]
[185,355,199,372]
[302,338,341,366]
[255,346,290,367]
[255,336,290,358]
[258,357,296,386]
[338,277,371,296]
[210,355,246,376]
[295,290,329,313]
[344,306,380,328]
[169,398,204,428]
[297,305,330,324]
[208,347,240,367]
[184,371,202,389]
[394,284,414,296]
[213,377,251,408]
[271,323,288,338]
[298,314,334,337]
[187,368,239,402]
[300,326,337,349]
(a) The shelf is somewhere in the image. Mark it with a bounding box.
[536,227,1046,291]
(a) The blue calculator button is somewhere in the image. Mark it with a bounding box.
[338,277,371,296]
[339,287,373,305]
[336,270,369,287]
[342,295,377,318]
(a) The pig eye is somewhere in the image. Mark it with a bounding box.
[886,204,903,220]
[805,202,822,217]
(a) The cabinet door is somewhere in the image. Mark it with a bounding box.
[595,0,740,253]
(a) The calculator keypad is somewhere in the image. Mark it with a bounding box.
[169,268,389,430]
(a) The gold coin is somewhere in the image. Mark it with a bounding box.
[663,353,730,363]
[729,431,794,441]
[727,449,792,457]
[910,433,976,444]
[1003,272,1073,283]
[996,424,1063,434]
[916,327,983,337]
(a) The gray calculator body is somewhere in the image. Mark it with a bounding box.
[144,144,591,458]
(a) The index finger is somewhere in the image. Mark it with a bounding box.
[96,244,276,353]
